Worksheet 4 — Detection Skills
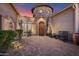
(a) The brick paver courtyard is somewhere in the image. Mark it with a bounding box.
[7,36,79,56]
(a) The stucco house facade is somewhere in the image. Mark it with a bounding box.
[0,3,19,30]
[17,16,33,36]
[30,4,79,35]
[17,4,79,38]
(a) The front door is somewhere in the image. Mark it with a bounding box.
[39,22,45,36]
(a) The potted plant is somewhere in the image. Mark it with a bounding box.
[47,26,52,37]
[16,30,23,40]
[27,30,32,37]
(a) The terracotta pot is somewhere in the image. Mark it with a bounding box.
[73,33,79,45]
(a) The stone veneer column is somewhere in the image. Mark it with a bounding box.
[75,4,79,33]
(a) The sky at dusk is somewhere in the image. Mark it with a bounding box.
[14,3,71,17]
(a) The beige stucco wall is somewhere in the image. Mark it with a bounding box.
[0,3,18,30]
[0,3,17,20]
[2,17,15,30]
[52,8,75,34]
[74,4,79,33]
[2,18,9,30]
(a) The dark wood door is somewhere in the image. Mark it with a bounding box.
[39,22,45,36]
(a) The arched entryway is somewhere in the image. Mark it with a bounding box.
[39,21,45,36]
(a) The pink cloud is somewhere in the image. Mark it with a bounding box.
[18,8,33,17]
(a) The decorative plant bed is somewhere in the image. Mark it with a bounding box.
[0,30,16,53]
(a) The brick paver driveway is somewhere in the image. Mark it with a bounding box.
[8,36,79,56]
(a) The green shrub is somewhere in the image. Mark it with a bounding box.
[27,30,31,33]
[0,30,16,48]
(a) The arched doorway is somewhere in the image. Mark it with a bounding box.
[39,21,45,36]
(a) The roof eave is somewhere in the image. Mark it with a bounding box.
[9,3,20,15]
[52,4,74,18]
